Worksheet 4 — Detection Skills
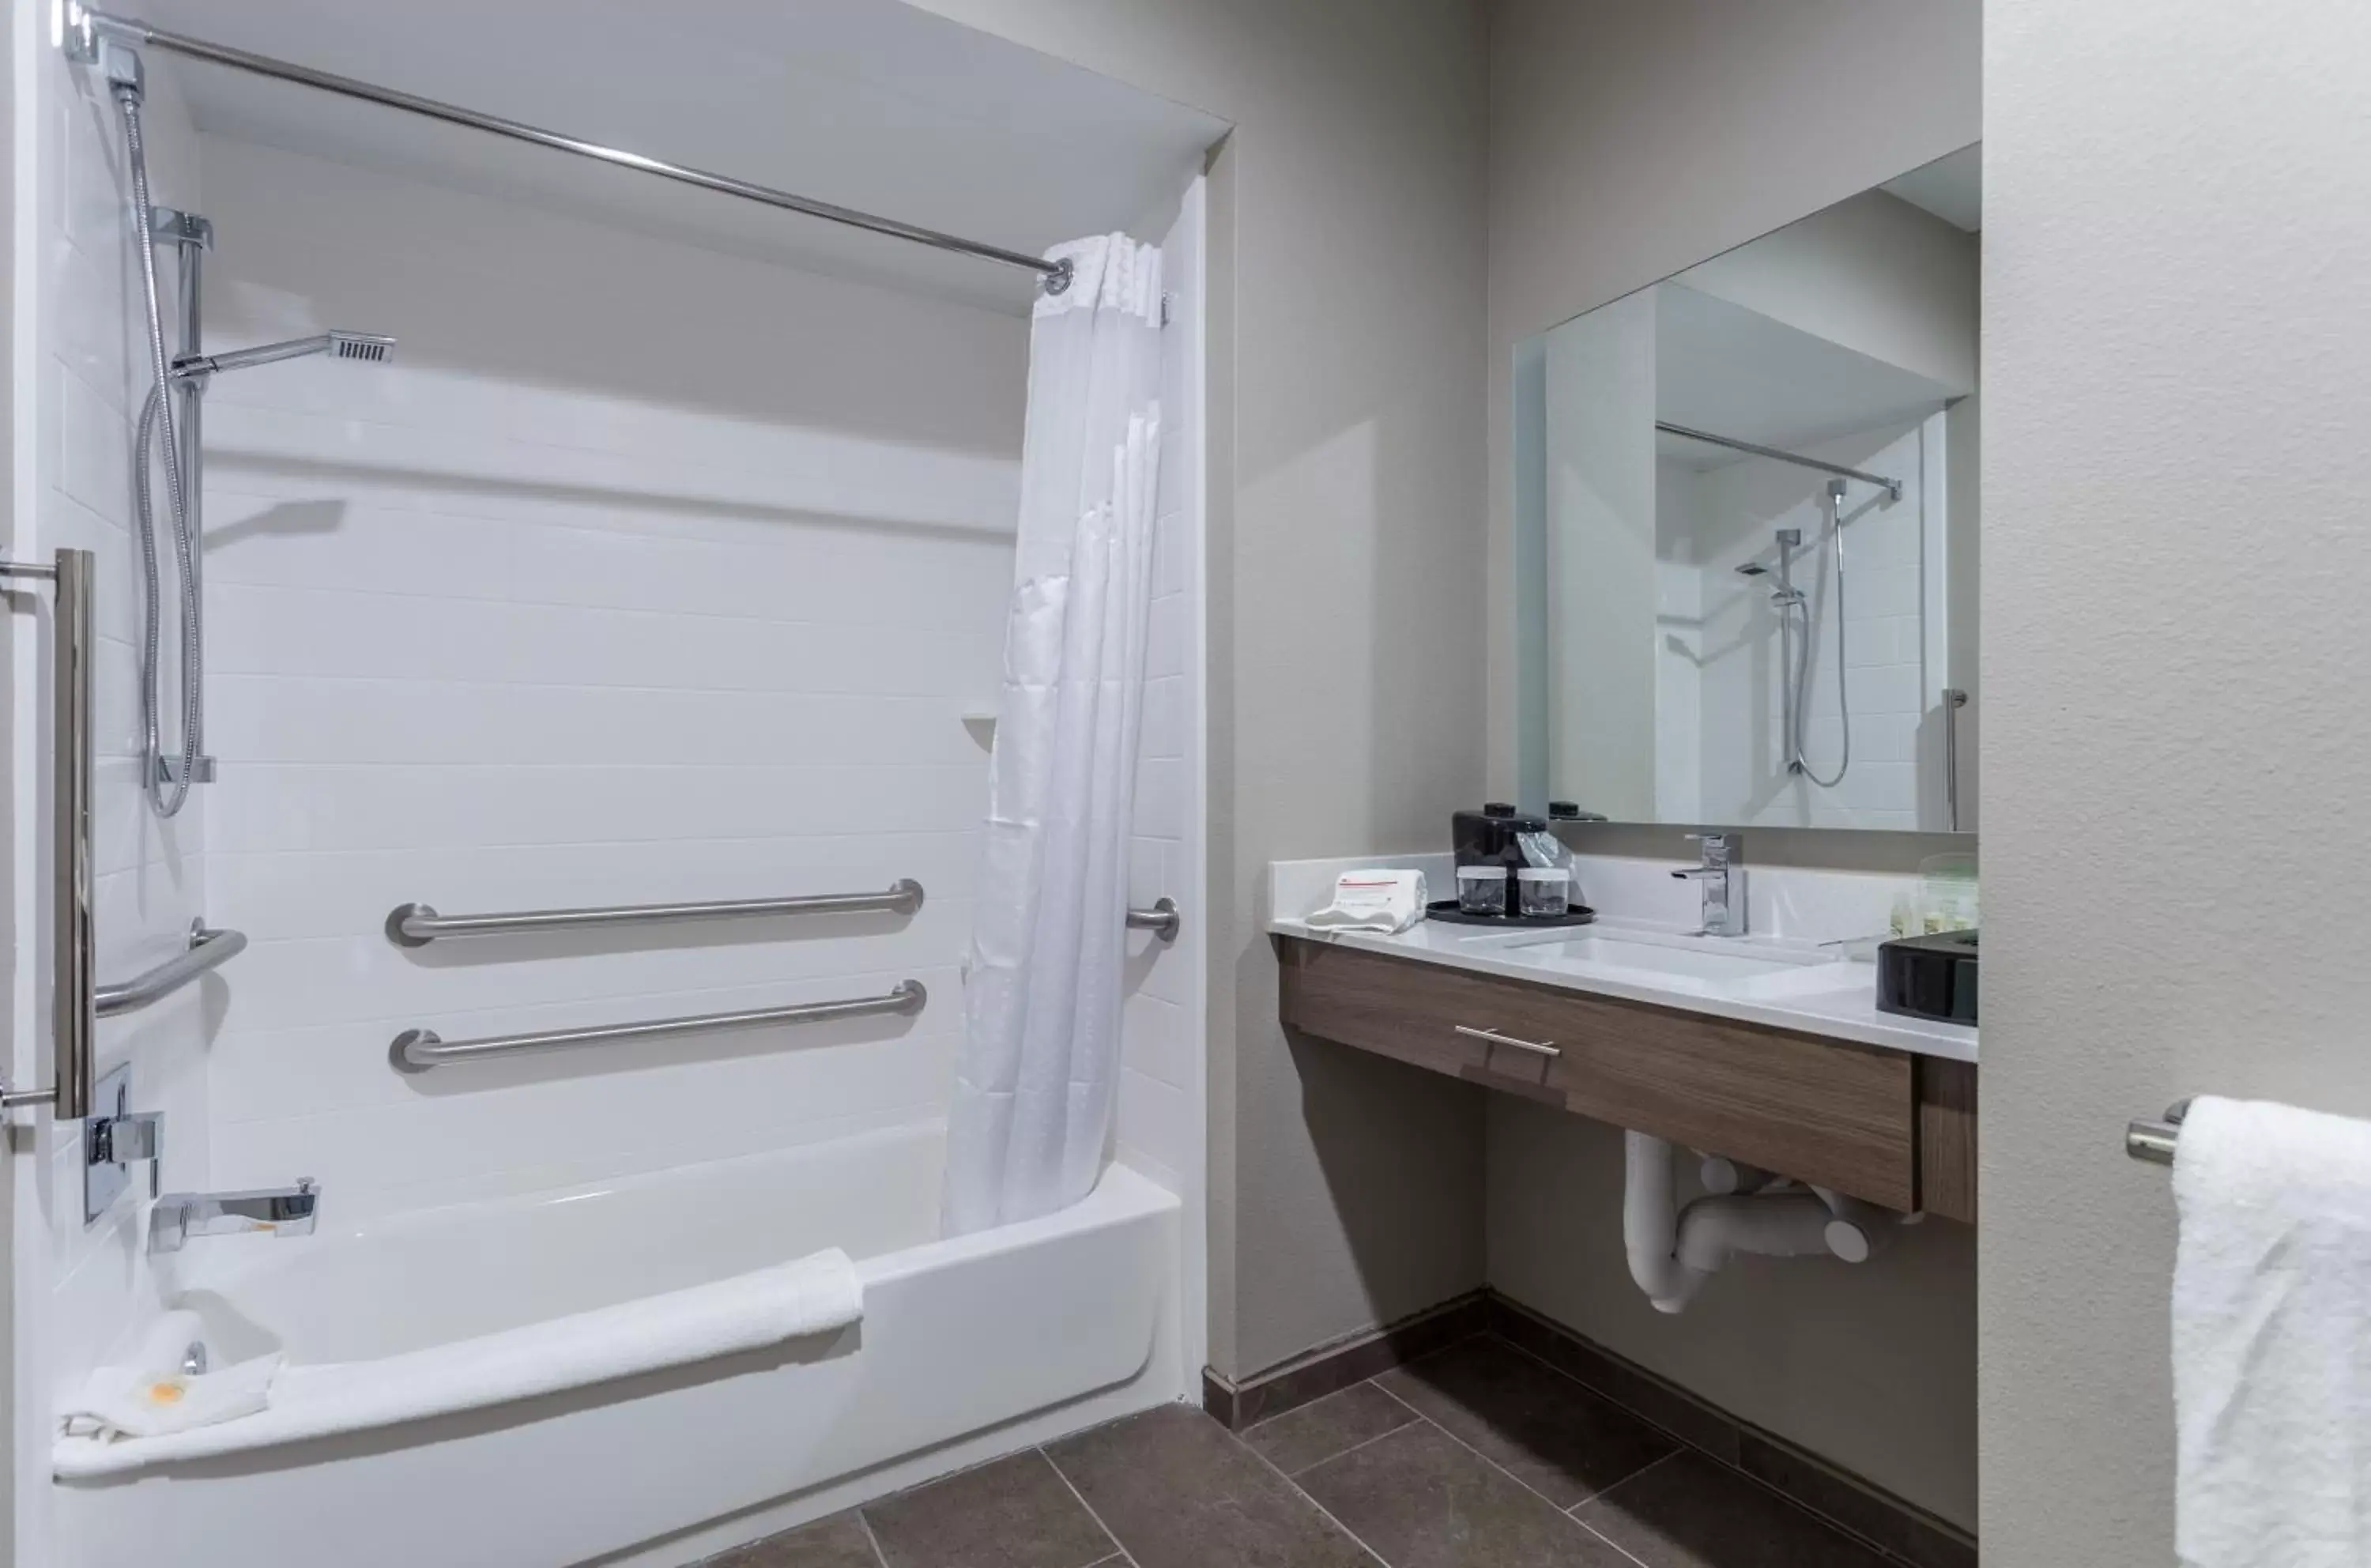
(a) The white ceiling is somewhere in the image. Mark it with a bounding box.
[1655,283,1955,466]
[135,0,1229,314]
[1881,143,1983,233]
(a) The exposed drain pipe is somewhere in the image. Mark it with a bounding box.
[1624,1133,1897,1314]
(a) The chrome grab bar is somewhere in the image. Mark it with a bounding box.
[1128,897,1182,942]
[0,550,95,1115]
[96,920,247,1018]
[1943,688,1969,832]
[386,880,925,948]
[2126,1099,2192,1167]
[390,979,928,1072]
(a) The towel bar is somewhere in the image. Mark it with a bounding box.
[2126,1099,2192,1166]
[389,981,927,1072]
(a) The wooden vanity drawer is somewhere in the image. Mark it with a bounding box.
[1277,937,1919,1211]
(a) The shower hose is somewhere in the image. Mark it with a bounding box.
[1790,490,1851,790]
[117,85,204,817]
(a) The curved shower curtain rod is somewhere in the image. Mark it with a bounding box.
[58,3,1075,296]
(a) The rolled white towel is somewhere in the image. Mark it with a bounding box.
[57,1247,863,1479]
[62,1310,281,1442]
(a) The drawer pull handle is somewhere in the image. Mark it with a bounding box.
[1455,1024,1560,1057]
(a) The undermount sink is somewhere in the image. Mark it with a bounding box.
[1492,929,1870,1001]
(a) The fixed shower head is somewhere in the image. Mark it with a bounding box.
[173,330,395,379]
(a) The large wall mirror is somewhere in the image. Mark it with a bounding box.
[1514,145,1980,835]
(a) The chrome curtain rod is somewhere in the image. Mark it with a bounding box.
[1656,421,1904,502]
[61,6,1073,296]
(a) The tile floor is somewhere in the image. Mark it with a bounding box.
[701,1335,1895,1568]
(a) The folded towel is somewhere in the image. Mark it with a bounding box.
[2173,1095,2371,1567]
[55,1246,863,1479]
[1302,869,1427,934]
[61,1309,281,1442]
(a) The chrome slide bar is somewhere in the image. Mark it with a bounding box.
[390,980,929,1072]
[1127,897,1182,942]
[386,880,924,947]
[96,922,248,1019]
[60,6,1072,296]
[0,550,96,1115]
[1943,688,1969,832]
[1657,421,1904,503]
[2125,1100,2191,1166]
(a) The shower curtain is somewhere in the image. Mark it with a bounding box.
[942,234,1164,1234]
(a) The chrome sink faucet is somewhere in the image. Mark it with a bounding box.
[1672,833,1746,937]
[151,1179,319,1255]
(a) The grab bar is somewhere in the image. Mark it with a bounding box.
[1128,897,1182,942]
[385,880,925,947]
[96,921,248,1018]
[1943,688,1969,832]
[389,979,929,1072]
[0,550,96,1115]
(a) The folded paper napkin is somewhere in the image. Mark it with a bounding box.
[62,1312,281,1442]
[1303,869,1427,934]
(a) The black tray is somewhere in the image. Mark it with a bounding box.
[1425,898,1596,929]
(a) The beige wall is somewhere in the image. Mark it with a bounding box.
[1482,0,1981,1530]
[904,0,1493,1378]
[1981,0,2371,1559]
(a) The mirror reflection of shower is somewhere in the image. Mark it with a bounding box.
[102,28,395,814]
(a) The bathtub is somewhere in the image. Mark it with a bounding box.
[55,1123,1182,1568]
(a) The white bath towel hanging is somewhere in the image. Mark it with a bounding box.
[55,1247,861,1479]
[2172,1095,2371,1567]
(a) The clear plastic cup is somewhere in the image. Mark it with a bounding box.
[1456,864,1509,916]
[1517,867,1570,918]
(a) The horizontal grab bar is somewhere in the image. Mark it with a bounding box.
[385,881,925,948]
[389,980,928,1072]
[95,921,246,1020]
[1127,897,1182,942]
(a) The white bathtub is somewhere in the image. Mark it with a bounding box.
[55,1123,1182,1568]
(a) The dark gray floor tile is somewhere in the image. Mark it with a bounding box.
[1486,1310,1741,1466]
[1295,1422,1638,1568]
[1376,1337,1677,1508]
[1736,1434,1975,1568]
[707,1510,883,1568]
[1044,1404,1371,1568]
[861,1450,1116,1568]
[1576,1450,1892,1568]
[1242,1381,1419,1476]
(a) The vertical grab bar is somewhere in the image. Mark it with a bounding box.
[2,549,96,1115]
[1943,688,1969,834]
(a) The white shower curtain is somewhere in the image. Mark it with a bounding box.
[942,234,1164,1234]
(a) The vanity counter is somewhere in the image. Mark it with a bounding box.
[1266,914,1977,1064]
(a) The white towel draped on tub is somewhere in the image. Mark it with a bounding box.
[2172,1096,2371,1568]
[56,1247,861,1479]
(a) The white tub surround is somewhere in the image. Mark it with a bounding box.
[1268,854,1976,1062]
[55,1126,1181,1568]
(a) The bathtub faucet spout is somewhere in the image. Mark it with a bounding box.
[152,1178,319,1254]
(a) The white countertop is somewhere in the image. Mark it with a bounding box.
[1268,912,1977,1063]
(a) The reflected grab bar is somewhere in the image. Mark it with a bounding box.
[390,980,928,1072]
[1128,897,1182,942]
[386,881,925,947]
[96,921,247,1019]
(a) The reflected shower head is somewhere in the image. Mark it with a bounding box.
[173,330,395,379]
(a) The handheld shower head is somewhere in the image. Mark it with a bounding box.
[173,330,395,379]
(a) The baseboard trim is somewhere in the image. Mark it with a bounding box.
[1200,1287,1973,1568]
[1199,1290,1488,1430]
